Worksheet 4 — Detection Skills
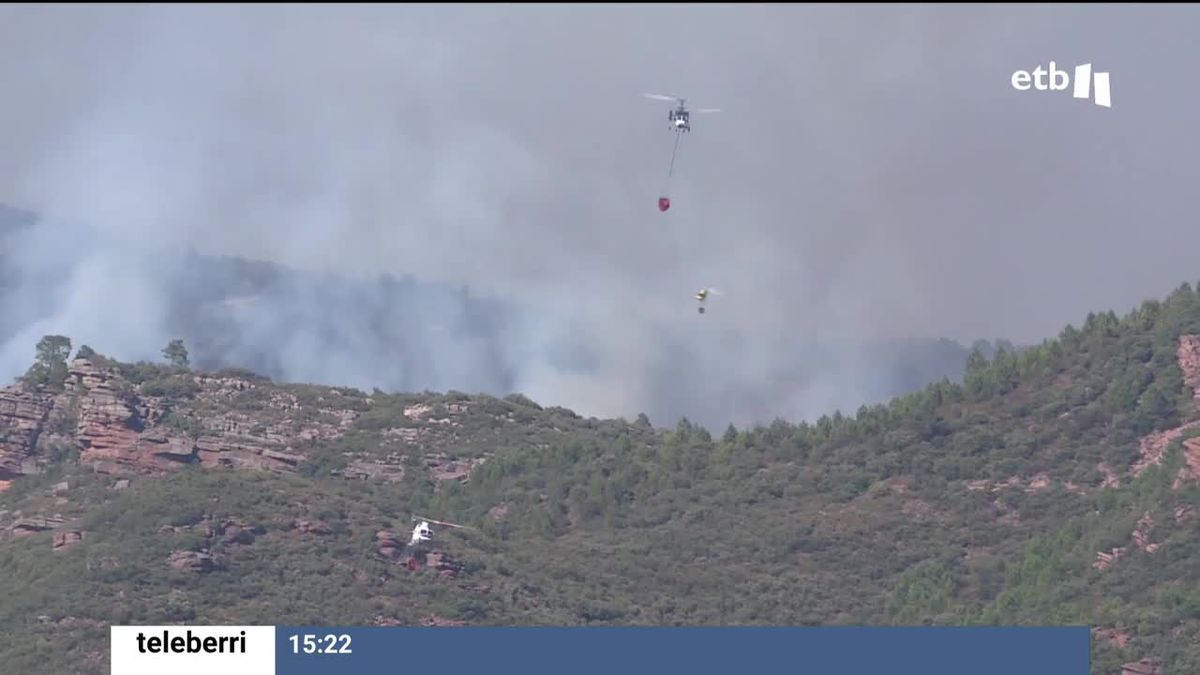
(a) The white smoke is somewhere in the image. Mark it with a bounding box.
[3,5,1200,429]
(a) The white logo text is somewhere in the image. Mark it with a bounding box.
[1011,62,1110,108]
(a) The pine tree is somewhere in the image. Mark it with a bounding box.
[22,335,72,390]
[162,339,190,368]
[722,423,739,444]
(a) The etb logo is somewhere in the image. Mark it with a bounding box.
[1011,62,1111,108]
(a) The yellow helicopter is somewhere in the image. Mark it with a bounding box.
[694,287,721,314]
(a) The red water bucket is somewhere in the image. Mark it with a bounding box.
[658,197,670,212]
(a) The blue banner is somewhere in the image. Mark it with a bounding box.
[275,626,1090,675]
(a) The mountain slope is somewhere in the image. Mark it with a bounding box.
[1,284,1199,675]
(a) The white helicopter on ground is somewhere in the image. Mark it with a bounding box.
[643,93,721,133]
[409,515,473,546]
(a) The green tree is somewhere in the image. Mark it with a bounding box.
[22,335,72,390]
[675,418,694,443]
[1136,382,1175,425]
[889,561,959,624]
[722,423,738,444]
[162,339,190,368]
[965,348,989,375]
[992,347,1020,394]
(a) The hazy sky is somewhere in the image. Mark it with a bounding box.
[1,4,1198,426]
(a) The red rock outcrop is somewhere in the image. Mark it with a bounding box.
[293,519,332,536]
[404,404,433,420]
[1134,336,1200,483]
[1122,658,1163,675]
[424,453,484,483]
[167,549,217,573]
[1093,627,1132,648]
[1097,510,1162,570]
[1132,423,1200,478]
[199,517,260,546]
[424,550,464,579]
[52,530,85,552]
[11,515,65,536]
[1172,437,1200,488]
[0,388,53,480]
[1098,462,1122,489]
[1131,512,1160,554]
[967,475,1061,494]
[375,530,405,561]
[65,360,193,475]
[42,359,308,477]
[194,435,301,472]
[1025,473,1052,493]
[2,354,505,495]
[1178,335,1200,399]
[1094,547,1126,572]
[1174,504,1195,524]
[161,516,261,546]
[339,457,406,482]
[383,427,426,444]
[55,616,104,630]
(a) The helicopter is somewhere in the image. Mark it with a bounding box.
[642,93,721,133]
[694,287,722,314]
[408,515,472,546]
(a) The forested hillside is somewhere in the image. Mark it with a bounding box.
[1,283,1199,675]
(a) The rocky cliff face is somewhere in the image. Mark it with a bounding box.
[1177,335,1200,401]
[1085,337,1200,672]
[0,359,316,481]
[1093,336,1200,574]
[0,354,510,584]
[1137,336,1200,487]
[0,389,53,485]
[1121,658,1163,675]
[68,360,184,475]
[0,356,520,494]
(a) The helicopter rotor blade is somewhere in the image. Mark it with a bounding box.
[412,515,474,530]
[693,108,722,113]
[642,93,681,102]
